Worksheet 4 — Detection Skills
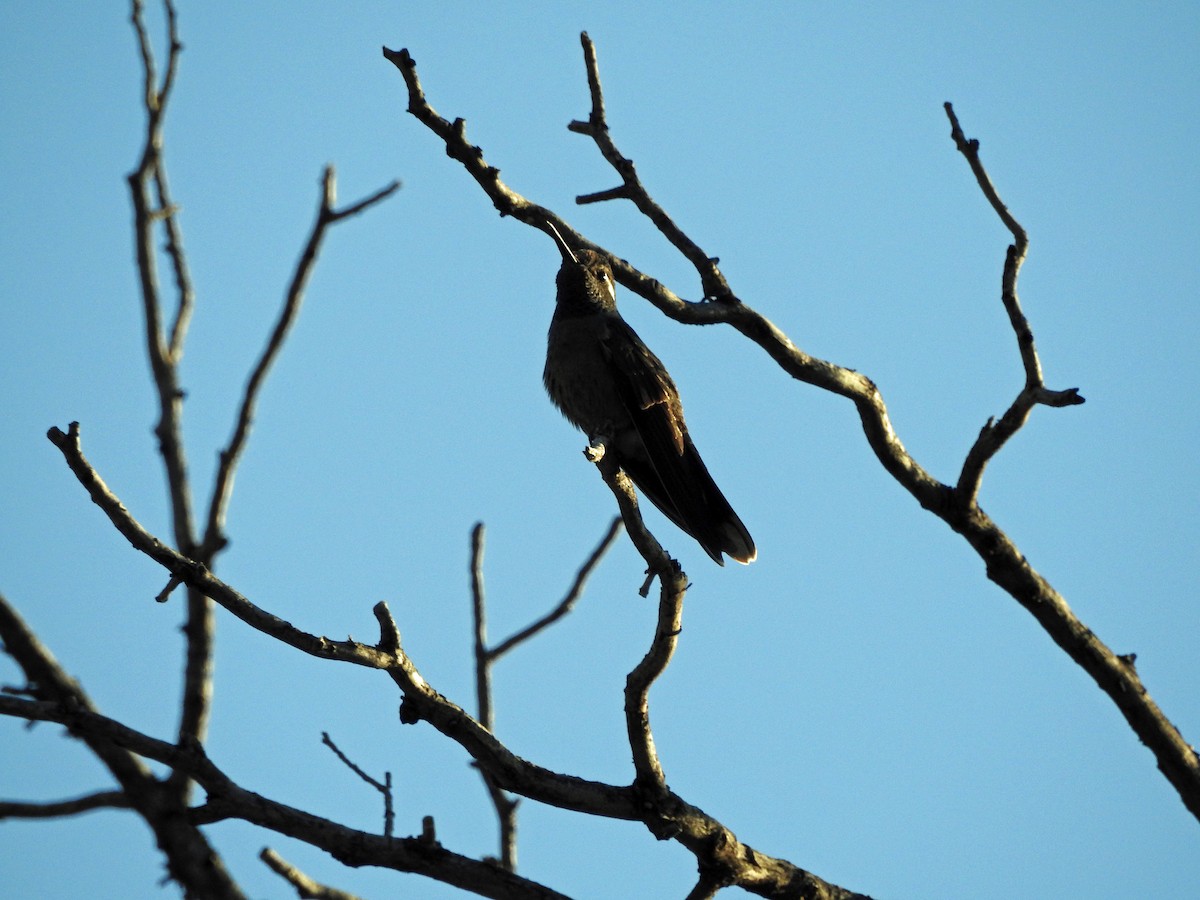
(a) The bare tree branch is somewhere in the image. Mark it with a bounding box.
[261,849,366,900]
[43,421,635,818]
[944,101,1085,505]
[468,523,519,872]
[199,165,400,560]
[470,524,493,733]
[321,732,395,839]
[568,31,733,304]
[584,454,689,802]
[490,517,623,660]
[131,2,403,819]
[684,871,726,900]
[0,692,570,900]
[41,421,867,898]
[129,0,214,807]
[381,34,1200,826]
[625,569,685,807]
[0,592,245,899]
[468,518,622,871]
[0,790,132,820]
[129,0,195,559]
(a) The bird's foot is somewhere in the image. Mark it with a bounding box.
[583,434,610,463]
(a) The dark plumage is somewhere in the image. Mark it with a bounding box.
[541,227,755,565]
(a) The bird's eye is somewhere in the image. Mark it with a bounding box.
[597,271,608,281]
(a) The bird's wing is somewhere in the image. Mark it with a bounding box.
[601,317,686,456]
[601,317,755,564]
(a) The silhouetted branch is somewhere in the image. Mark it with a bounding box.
[591,451,676,590]
[42,419,859,897]
[0,590,245,899]
[133,5,401,815]
[128,0,194,553]
[200,165,399,560]
[0,690,571,900]
[470,525,492,733]
[568,31,733,303]
[684,872,725,900]
[591,453,684,808]
[321,732,395,839]
[490,516,623,659]
[42,421,635,817]
[625,563,687,802]
[129,0,216,798]
[467,523,519,871]
[0,790,132,820]
[469,517,624,871]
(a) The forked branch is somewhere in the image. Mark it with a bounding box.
[943,102,1085,506]
[383,33,1200,829]
[569,32,733,304]
[200,166,399,559]
[40,421,865,898]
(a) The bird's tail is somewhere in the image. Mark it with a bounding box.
[623,438,756,566]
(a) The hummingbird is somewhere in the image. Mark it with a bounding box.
[541,224,756,565]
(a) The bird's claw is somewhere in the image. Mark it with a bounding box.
[584,435,609,463]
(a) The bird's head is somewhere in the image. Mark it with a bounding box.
[543,221,617,313]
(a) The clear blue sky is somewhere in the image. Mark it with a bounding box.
[2,3,1197,898]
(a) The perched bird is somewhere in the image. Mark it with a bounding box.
[541,224,756,565]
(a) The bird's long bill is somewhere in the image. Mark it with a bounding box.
[542,220,579,265]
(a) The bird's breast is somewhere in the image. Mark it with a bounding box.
[544,313,629,436]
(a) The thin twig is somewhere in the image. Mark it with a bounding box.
[490,516,623,660]
[321,732,394,838]
[129,0,195,556]
[129,0,214,808]
[568,32,734,304]
[0,790,132,820]
[944,102,1085,506]
[471,523,492,731]
[471,517,624,869]
[200,167,399,560]
[261,849,366,900]
[469,523,519,871]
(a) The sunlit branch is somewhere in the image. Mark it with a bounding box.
[943,102,1085,506]
[129,0,214,806]
[469,517,623,871]
[568,32,734,304]
[383,30,1200,833]
[43,422,639,820]
[260,849,366,900]
[0,690,569,900]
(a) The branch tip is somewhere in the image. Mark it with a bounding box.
[373,601,402,654]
